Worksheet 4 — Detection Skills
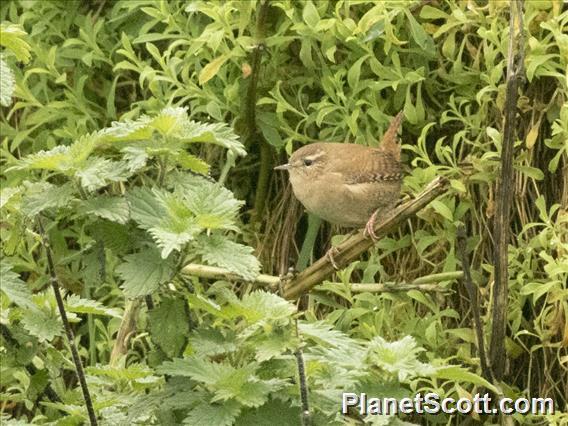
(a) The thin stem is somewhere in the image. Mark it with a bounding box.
[37,217,98,425]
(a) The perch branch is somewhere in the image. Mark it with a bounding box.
[37,217,98,425]
[490,0,524,381]
[456,225,494,382]
[282,176,450,299]
[181,263,461,294]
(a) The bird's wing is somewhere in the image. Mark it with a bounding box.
[333,150,402,185]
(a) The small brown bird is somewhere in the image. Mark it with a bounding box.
[274,112,403,241]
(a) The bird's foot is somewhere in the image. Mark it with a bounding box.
[325,246,341,270]
[363,211,379,242]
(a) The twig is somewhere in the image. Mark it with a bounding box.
[180,264,461,294]
[283,177,450,299]
[490,0,524,381]
[248,0,273,222]
[294,321,311,426]
[456,225,494,382]
[37,217,98,425]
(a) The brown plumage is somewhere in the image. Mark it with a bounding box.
[275,113,403,229]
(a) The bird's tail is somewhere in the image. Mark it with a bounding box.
[379,111,404,160]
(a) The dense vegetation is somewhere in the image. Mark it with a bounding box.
[1,1,566,425]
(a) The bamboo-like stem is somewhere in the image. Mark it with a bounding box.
[282,177,450,299]
[456,225,493,382]
[181,263,461,294]
[490,0,524,381]
[38,218,98,425]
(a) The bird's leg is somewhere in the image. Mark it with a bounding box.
[325,246,341,270]
[363,210,379,242]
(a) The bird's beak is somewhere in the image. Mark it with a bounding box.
[274,163,292,170]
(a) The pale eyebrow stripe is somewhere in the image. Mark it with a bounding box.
[304,151,325,161]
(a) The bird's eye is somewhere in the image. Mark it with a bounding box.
[303,158,313,166]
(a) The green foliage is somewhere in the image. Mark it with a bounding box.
[1,0,566,424]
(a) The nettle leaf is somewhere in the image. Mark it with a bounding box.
[76,157,130,192]
[366,336,434,382]
[226,291,296,324]
[79,195,130,224]
[87,220,138,254]
[65,294,122,318]
[121,146,149,172]
[298,321,355,350]
[87,364,154,381]
[194,234,260,281]
[0,258,34,309]
[157,356,232,383]
[0,57,16,107]
[116,247,175,297]
[174,151,210,174]
[21,182,76,217]
[174,173,243,230]
[103,107,246,158]
[187,328,237,357]
[21,308,62,342]
[182,398,241,426]
[15,146,73,171]
[182,120,246,157]
[149,296,189,358]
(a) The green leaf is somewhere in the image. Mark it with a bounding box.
[302,1,320,27]
[76,157,130,192]
[175,174,243,230]
[21,308,62,342]
[0,22,31,63]
[199,54,230,85]
[194,234,260,281]
[183,398,241,426]
[347,54,369,89]
[157,356,233,383]
[0,258,34,309]
[149,296,189,358]
[227,291,296,324]
[298,321,353,350]
[21,182,76,217]
[0,57,16,107]
[80,196,130,224]
[434,366,498,393]
[429,199,453,221]
[65,294,122,318]
[188,328,237,357]
[116,248,175,298]
[174,151,210,174]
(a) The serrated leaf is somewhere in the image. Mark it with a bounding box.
[194,234,260,281]
[0,258,34,309]
[87,364,154,381]
[176,174,243,230]
[149,297,189,358]
[0,57,16,107]
[65,294,122,318]
[174,151,210,174]
[298,321,353,350]
[87,220,137,253]
[76,157,130,192]
[188,328,237,357]
[157,356,232,383]
[21,182,76,217]
[116,248,174,297]
[183,398,241,426]
[80,196,130,224]
[21,308,62,342]
[228,291,295,323]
